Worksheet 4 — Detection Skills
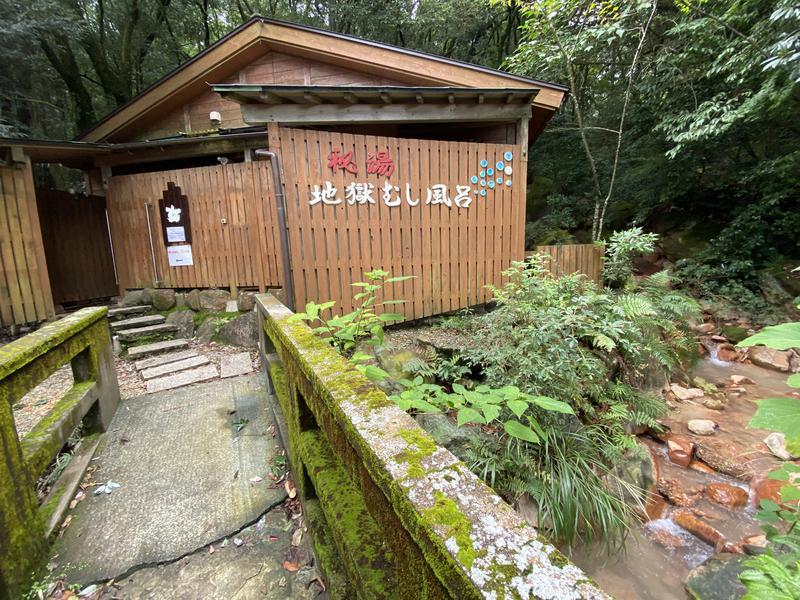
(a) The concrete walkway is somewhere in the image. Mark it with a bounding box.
[51,374,323,599]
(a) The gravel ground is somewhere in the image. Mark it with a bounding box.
[11,341,262,437]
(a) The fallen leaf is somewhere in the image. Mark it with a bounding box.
[208,545,215,555]
[78,584,98,597]
[269,535,279,542]
[250,476,263,484]
[282,560,300,572]
[291,528,303,546]
[233,537,244,547]
[285,479,296,499]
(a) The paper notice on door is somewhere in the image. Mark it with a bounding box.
[167,244,193,267]
[166,226,186,242]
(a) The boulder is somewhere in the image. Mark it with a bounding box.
[694,323,715,334]
[684,554,748,600]
[764,432,795,461]
[758,272,793,306]
[414,412,492,462]
[658,479,700,507]
[667,436,695,468]
[195,317,218,343]
[721,325,749,344]
[705,483,748,509]
[703,398,726,410]
[741,534,768,555]
[122,289,151,307]
[689,460,716,475]
[175,292,187,308]
[752,475,783,506]
[688,419,717,436]
[166,310,195,339]
[749,346,792,372]
[237,291,256,312]
[217,313,258,347]
[674,511,727,550]
[186,289,201,311]
[609,441,658,509]
[730,375,754,385]
[695,443,753,480]
[199,289,232,312]
[376,348,428,382]
[151,289,176,311]
[671,383,705,401]
[717,344,740,362]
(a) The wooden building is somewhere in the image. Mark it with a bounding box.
[0,16,567,326]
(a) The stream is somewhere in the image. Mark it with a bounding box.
[566,356,794,599]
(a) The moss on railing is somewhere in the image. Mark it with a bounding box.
[0,307,120,600]
[256,293,609,600]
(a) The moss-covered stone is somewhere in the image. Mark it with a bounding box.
[423,492,478,569]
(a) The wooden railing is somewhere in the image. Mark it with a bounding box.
[0,307,120,599]
[256,293,606,600]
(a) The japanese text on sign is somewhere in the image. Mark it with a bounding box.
[310,181,472,208]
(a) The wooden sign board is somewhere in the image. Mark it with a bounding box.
[159,182,192,245]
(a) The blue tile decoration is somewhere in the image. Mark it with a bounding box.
[504,151,513,161]
[480,179,486,187]
[480,159,488,168]
[480,189,487,197]
[506,179,512,187]
[487,168,494,176]
[496,177,504,184]
[503,165,513,176]
[480,170,485,178]
[496,161,505,170]
[488,180,495,189]
[471,175,478,184]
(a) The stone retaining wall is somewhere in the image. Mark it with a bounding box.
[255,293,608,600]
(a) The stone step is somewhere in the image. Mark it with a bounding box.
[134,349,200,371]
[140,355,211,380]
[220,352,254,378]
[146,364,219,393]
[117,323,177,342]
[111,315,166,330]
[107,306,150,319]
[127,339,190,359]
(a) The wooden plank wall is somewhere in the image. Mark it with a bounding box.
[276,126,525,320]
[106,162,282,291]
[36,189,118,305]
[0,161,54,326]
[534,244,604,284]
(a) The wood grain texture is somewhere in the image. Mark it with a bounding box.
[534,244,604,284]
[0,162,54,326]
[276,126,525,320]
[105,162,282,290]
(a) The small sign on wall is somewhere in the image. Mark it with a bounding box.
[167,244,193,266]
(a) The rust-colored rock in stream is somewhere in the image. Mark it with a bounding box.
[717,344,740,362]
[674,511,728,551]
[667,436,694,467]
[695,443,753,480]
[705,483,748,508]
[658,478,700,507]
[751,475,783,506]
[689,460,717,475]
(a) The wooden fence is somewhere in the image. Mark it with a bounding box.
[273,126,526,319]
[0,307,119,599]
[533,243,604,284]
[0,161,54,327]
[36,189,118,305]
[106,161,282,291]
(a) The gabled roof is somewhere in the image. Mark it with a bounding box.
[79,16,567,143]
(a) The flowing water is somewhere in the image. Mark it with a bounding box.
[567,356,794,599]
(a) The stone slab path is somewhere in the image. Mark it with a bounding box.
[53,375,291,586]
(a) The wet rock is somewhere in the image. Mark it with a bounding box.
[667,436,695,468]
[764,432,795,461]
[705,483,748,509]
[692,377,718,395]
[674,511,727,550]
[218,313,258,347]
[721,326,749,344]
[186,289,201,311]
[237,291,256,312]
[658,479,700,507]
[671,383,705,401]
[741,534,768,555]
[689,460,717,475]
[166,310,195,339]
[752,474,784,506]
[716,344,740,362]
[195,317,218,343]
[122,289,151,307]
[688,419,717,436]
[377,348,428,382]
[649,524,692,550]
[695,443,753,480]
[749,346,792,372]
[695,323,715,334]
[609,441,658,510]
[199,289,232,312]
[703,398,726,410]
[684,554,747,600]
[151,289,176,311]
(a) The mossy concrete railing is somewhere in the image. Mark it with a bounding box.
[256,293,608,600]
[0,307,120,599]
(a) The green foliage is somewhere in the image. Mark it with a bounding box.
[390,377,573,444]
[603,227,658,288]
[289,269,412,354]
